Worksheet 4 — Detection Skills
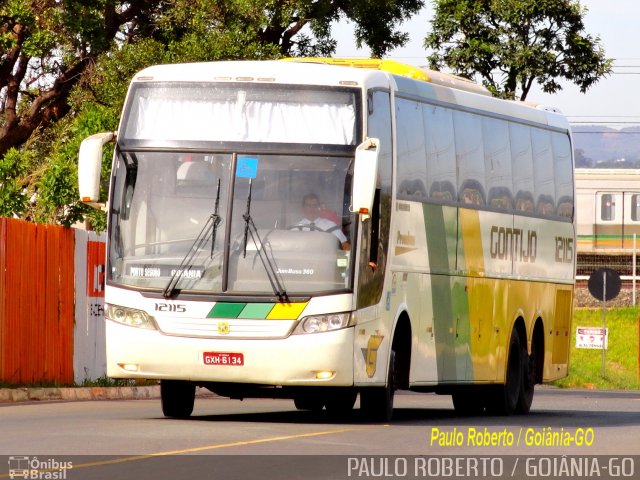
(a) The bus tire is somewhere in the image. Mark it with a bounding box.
[161,380,195,418]
[517,343,536,414]
[360,350,396,422]
[487,329,522,415]
[324,390,357,414]
[452,390,486,416]
[293,396,325,412]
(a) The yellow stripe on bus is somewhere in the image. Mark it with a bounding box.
[459,209,485,276]
[266,302,308,320]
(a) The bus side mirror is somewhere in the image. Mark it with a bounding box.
[78,132,115,208]
[351,137,379,220]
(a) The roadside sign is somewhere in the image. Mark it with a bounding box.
[576,326,608,349]
[587,268,621,301]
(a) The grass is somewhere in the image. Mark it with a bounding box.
[78,376,157,387]
[553,306,640,390]
[0,377,157,389]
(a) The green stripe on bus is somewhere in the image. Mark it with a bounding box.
[422,205,475,381]
[423,203,452,272]
[207,303,246,318]
[423,203,457,381]
[239,303,274,319]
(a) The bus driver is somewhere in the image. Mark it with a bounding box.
[292,193,351,250]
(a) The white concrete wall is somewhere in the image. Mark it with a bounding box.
[74,229,107,384]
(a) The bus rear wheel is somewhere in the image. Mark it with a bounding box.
[517,343,536,414]
[360,350,396,422]
[161,380,195,418]
[487,329,522,415]
[452,390,486,416]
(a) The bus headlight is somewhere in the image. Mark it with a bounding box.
[293,312,353,334]
[105,304,157,330]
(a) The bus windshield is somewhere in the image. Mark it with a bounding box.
[108,150,355,296]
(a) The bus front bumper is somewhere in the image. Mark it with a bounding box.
[105,320,355,386]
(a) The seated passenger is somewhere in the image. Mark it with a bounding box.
[292,193,351,250]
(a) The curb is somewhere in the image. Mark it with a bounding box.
[0,385,160,403]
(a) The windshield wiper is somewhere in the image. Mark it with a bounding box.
[163,179,222,298]
[210,178,222,258]
[242,179,289,302]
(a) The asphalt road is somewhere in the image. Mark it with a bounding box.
[1,388,638,479]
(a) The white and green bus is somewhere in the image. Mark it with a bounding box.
[78,58,575,421]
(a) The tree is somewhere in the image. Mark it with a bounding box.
[1,0,424,227]
[0,0,162,160]
[424,0,613,100]
[1,0,424,159]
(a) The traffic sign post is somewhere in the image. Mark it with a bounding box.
[587,268,621,378]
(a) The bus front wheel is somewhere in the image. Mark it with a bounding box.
[325,390,357,414]
[161,380,195,418]
[360,350,396,422]
[293,396,324,412]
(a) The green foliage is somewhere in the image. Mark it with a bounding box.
[0,148,33,218]
[425,0,613,100]
[553,307,640,390]
[35,104,116,229]
[345,0,424,58]
[2,0,425,228]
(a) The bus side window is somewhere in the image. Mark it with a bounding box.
[429,181,456,202]
[515,191,535,212]
[488,187,513,211]
[536,194,555,217]
[459,179,485,206]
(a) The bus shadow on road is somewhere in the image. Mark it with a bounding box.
[173,405,640,429]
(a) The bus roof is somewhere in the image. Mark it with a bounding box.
[132,60,389,88]
[131,59,569,132]
[285,57,493,96]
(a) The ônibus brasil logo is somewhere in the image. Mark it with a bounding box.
[8,456,72,480]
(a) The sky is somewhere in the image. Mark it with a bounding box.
[333,1,640,128]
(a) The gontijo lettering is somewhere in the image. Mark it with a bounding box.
[490,226,537,262]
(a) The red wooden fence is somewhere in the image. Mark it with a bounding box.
[0,218,75,385]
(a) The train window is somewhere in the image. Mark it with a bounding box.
[601,194,615,221]
[632,195,640,221]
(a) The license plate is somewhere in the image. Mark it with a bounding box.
[203,352,244,366]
